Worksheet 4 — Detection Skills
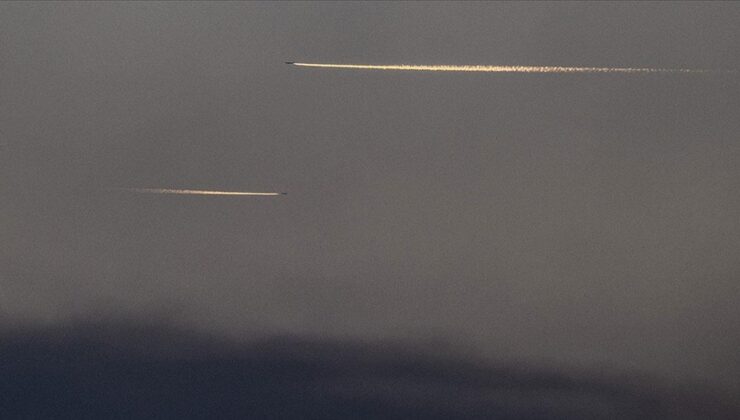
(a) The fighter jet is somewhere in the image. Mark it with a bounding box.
[285,61,295,65]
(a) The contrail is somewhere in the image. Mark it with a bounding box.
[286,62,727,74]
[111,188,286,196]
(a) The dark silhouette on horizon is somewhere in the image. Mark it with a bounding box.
[1,321,737,419]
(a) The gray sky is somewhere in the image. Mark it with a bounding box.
[2,2,739,391]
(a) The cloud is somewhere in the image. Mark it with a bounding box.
[1,321,737,419]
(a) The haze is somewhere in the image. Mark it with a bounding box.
[2,2,739,395]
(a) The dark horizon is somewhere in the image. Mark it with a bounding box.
[2,319,738,419]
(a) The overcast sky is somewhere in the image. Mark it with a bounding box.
[2,2,739,391]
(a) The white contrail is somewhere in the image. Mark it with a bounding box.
[112,188,286,196]
[289,62,724,74]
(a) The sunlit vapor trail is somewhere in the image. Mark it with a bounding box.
[112,188,286,196]
[289,62,724,74]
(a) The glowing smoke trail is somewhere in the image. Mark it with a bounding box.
[112,188,286,196]
[288,62,726,74]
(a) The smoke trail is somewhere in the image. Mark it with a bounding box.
[111,188,286,196]
[289,62,727,74]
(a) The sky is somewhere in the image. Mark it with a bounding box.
[2,1,740,394]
